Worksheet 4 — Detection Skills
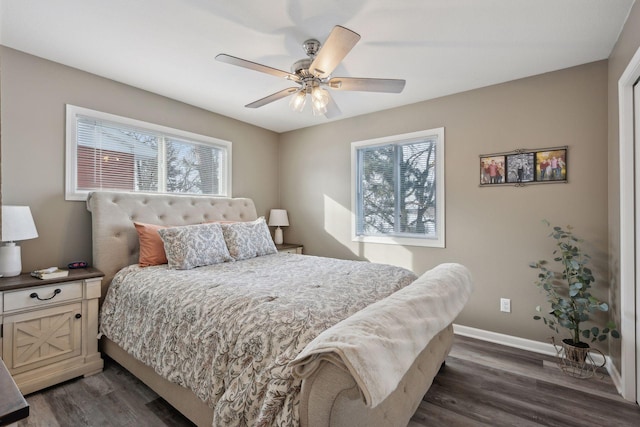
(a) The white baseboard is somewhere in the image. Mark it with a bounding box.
[607,359,623,396]
[452,324,615,386]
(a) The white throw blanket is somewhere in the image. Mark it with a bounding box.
[289,262,473,408]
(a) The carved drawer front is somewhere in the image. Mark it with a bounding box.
[3,302,83,375]
[3,281,82,312]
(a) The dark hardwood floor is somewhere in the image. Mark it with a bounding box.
[16,335,640,426]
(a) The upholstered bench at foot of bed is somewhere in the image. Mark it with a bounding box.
[298,323,454,427]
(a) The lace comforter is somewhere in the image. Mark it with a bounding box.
[99,253,417,426]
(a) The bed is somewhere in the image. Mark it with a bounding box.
[86,191,472,427]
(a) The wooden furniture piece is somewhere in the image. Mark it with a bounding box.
[0,268,104,395]
[87,191,458,427]
[0,357,28,426]
[276,243,303,254]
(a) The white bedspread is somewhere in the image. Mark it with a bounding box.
[289,263,473,408]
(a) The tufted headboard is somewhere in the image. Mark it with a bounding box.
[86,191,258,296]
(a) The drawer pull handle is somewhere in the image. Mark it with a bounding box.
[75,313,82,319]
[29,288,62,301]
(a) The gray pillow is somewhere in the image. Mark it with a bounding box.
[158,223,232,269]
[222,217,277,260]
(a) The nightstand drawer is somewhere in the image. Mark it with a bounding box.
[279,247,300,254]
[3,281,83,312]
[276,243,303,254]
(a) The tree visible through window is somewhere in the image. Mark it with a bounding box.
[352,128,444,247]
[66,105,231,200]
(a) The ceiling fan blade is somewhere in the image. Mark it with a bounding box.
[216,54,300,82]
[328,77,406,93]
[245,87,299,108]
[309,26,361,78]
[324,91,341,119]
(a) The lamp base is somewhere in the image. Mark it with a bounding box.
[0,242,22,277]
[274,227,284,245]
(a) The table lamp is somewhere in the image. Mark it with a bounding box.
[0,205,39,277]
[268,209,289,245]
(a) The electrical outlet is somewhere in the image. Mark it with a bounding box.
[500,298,511,313]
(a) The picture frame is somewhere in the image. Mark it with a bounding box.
[480,155,506,185]
[506,152,535,184]
[535,148,567,182]
[479,146,567,187]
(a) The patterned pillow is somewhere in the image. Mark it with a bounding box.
[222,217,277,260]
[158,223,233,269]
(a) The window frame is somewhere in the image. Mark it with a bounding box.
[65,104,232,201]
[351,127,445,248]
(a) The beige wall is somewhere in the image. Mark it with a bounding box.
[279,61,609,344]
[607,2,640,371]
[0,47,280,272]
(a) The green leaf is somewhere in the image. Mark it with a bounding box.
[611,330,621,339]
[535,306,541,312]
[599,303,609,311]
[533,315,541,320]
[598,335,607,341]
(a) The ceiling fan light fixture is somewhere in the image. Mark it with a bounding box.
[311,86,329,108]
[312,103,327,116]
[312,99,328,116]
[289,90,307,112]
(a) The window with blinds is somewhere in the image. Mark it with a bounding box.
[351,128,445,248]
[65,105,231,200]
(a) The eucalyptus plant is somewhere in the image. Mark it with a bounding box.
[530,221,619,345]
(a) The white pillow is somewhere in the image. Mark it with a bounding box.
[158,223,233,269]
[221,217,277,260]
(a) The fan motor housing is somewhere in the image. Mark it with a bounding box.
[291,58,312,75]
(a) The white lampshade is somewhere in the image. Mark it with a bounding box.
[268,209,289,227]
[0,205,39,277]
[268,209,289,245]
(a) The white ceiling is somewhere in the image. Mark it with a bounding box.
[0,0,634,133]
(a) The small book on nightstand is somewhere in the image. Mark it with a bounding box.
[30,267,69,280]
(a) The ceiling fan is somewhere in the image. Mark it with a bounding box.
[215,25,406,118]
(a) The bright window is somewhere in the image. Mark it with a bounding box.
[65,105,231,200]
[352,128,445,247]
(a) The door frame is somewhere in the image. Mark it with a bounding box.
[618,45,640,402]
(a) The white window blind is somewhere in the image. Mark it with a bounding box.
[66,105,231,200]
[352,128,445,248]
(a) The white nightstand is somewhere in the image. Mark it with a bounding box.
[0,268,104,395]
[276,243,303,254]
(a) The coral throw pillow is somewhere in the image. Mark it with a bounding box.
[134,222,169,267]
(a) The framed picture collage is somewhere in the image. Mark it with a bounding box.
[480,146,567,187]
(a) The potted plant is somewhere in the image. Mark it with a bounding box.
[530,221,619,365]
